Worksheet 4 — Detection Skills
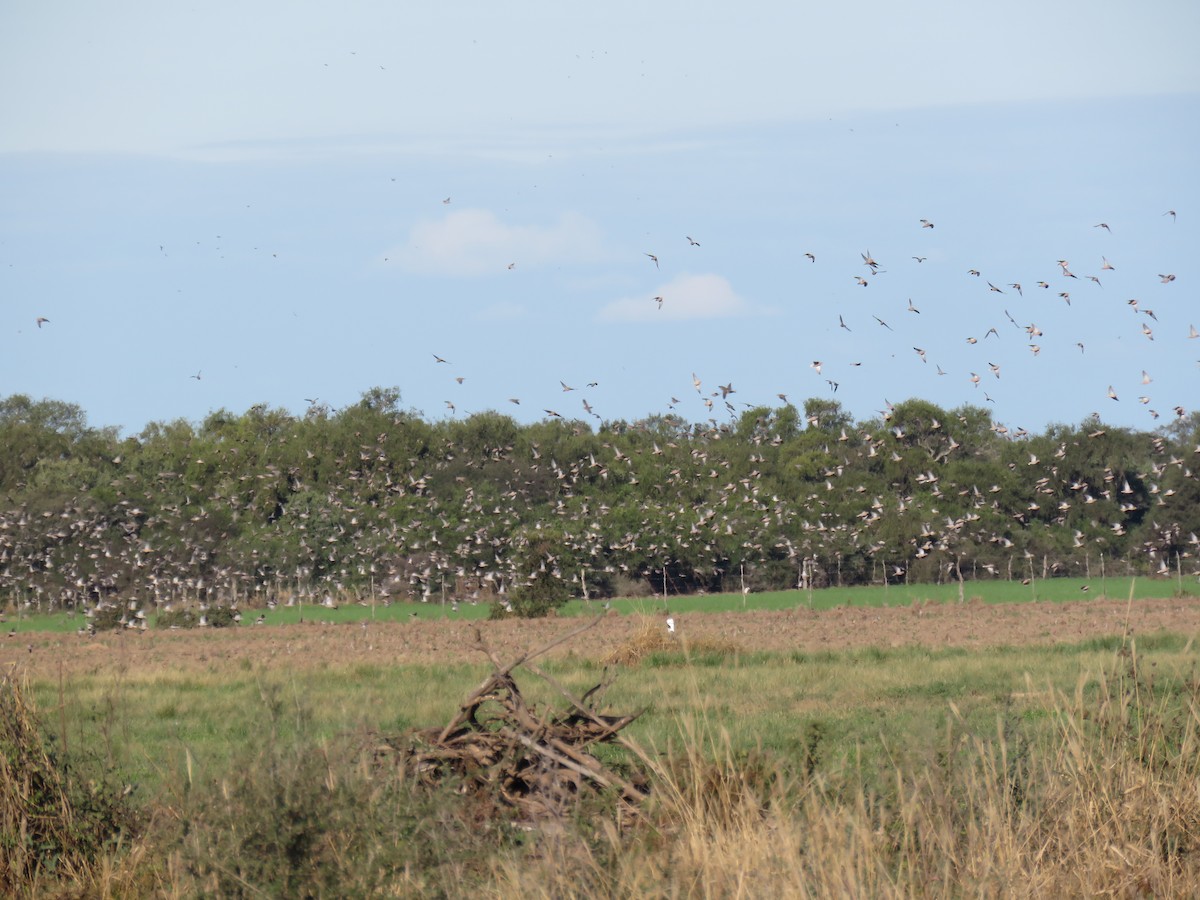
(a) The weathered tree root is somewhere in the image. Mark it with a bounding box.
[374,616,651,823]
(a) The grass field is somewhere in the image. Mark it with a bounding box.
[7,573,1198,633]
[3,583,1199,895]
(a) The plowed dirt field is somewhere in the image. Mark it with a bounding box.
[4,595,1199,680]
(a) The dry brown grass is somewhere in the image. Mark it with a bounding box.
[602,616,745,666]
[489,641,1200,898]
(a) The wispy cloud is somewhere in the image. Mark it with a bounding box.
[597,273,751,322]
[391,209,608,276]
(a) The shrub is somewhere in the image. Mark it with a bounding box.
[0,675,136,894]
[154,607,199,629]
[490,571,571,619]
[155,605,239,629]
[87,603,126,632]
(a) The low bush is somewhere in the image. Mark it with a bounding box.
[0,675,137,896]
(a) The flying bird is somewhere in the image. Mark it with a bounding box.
[1010,283,1023,295]
[873,316,893,331]
[686,236,700,246]
[35,316,49,328]
[912,256,926,263]
[987,282,1003,293]
[1165,210,1176,220]
[645,253,659,268]
[1094,223,1111,232]
[907,298,920,313]
[1159,274,1176,283]
[804,252,815,263]
[432,353,449,363]
[919,219,934,228]
[838,315,851,331]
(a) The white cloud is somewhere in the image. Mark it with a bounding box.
[597,273,751,322]
[391,209,607,276]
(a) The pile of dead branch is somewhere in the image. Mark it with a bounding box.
[374,616,651,824]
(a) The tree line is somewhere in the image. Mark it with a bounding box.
[1,389,1197,616]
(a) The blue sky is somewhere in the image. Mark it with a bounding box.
[2,1,1198,436]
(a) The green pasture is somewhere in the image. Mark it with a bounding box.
[21,628,1200,803]
[6,574,1198,634]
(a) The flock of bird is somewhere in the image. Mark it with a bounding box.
[0,370,1196,634]
[9,202,1195,629]
[408,207,1191,436]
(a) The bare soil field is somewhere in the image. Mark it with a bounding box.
[4,595,1200,681]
